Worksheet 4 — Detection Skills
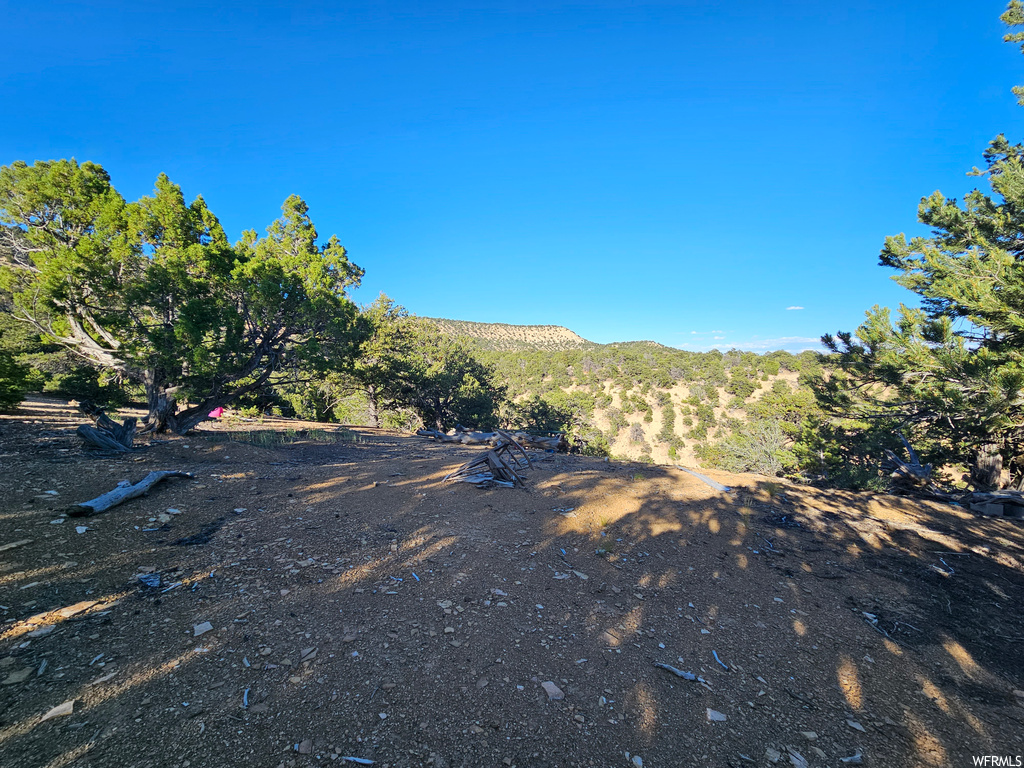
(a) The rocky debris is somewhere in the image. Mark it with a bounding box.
[706,708,727,722]
[193,621,213,637]
[2,667,33,685]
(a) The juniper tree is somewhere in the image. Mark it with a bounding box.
[820,4,1024,486]
[0,160,362,433]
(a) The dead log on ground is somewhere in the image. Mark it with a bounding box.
[76,400,137,453]
[881,434,937,488]
[71,471,194,517]
[967,490,1024,519]
[443,439,532,488]
[416,428,565,451]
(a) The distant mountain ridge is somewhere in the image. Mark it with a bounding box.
[423,317,594,351]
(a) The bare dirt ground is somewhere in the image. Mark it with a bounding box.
[1,397,1023,768]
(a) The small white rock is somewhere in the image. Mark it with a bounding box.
[193,621,213,637]
[541,681,564,700]
[40,700,74,721]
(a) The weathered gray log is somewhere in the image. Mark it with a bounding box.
[443,439,532,487]
[967,490,1024,519]
[416,429,564,451]
[76,425,133,453]
[71,471,194,517]
[76,401,137,452]
[881,434,933,487]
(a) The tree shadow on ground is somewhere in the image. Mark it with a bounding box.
[0,417,1022,768]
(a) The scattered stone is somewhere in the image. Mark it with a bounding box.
[786,747,809,768]
[300,647,317,662]
[40,700,75,722]
[476,677,489,689]
[706,708,727,722]
[810,747,826,759]
[193,622,213,637]
[53,601,97,620]
[799,731,817,741]
[846,719,866,733]
[298,739,313,754]
[2,667,33,685]
[27,625,56,638]
[765,747,782,764]
[541,681,564,700]
[840,751,864,765]
[631,756,644,768]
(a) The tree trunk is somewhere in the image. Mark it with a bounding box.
[366,385,381,428]
[971,443,1007,489]
[143,372,179,434]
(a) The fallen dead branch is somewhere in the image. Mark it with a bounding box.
[881,434,937,490]
[416,427,565,451]
[443,436,533,488]
[75,400,138,453]
[878,435,1023,519]
[71,471,194,517]
[968,491,1024,519]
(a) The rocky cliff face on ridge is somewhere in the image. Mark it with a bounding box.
[424,317,593,351]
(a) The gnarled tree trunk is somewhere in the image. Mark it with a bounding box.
[972,443,1008,489]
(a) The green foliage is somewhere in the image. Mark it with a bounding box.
[605,407,628,437]
[725,371,758,400]
[0,349,27,411]
[821,134,1024,481]
[1003,1,1024,104]
[811,5,1024,486]
[0,160,362,433]
[697,418,797,476]
[342,301,504,431]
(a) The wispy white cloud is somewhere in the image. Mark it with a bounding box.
[785,306,804,311]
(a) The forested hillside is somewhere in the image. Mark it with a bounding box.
[424,319,826,475]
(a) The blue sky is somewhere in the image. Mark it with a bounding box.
[2,1,1022,352]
